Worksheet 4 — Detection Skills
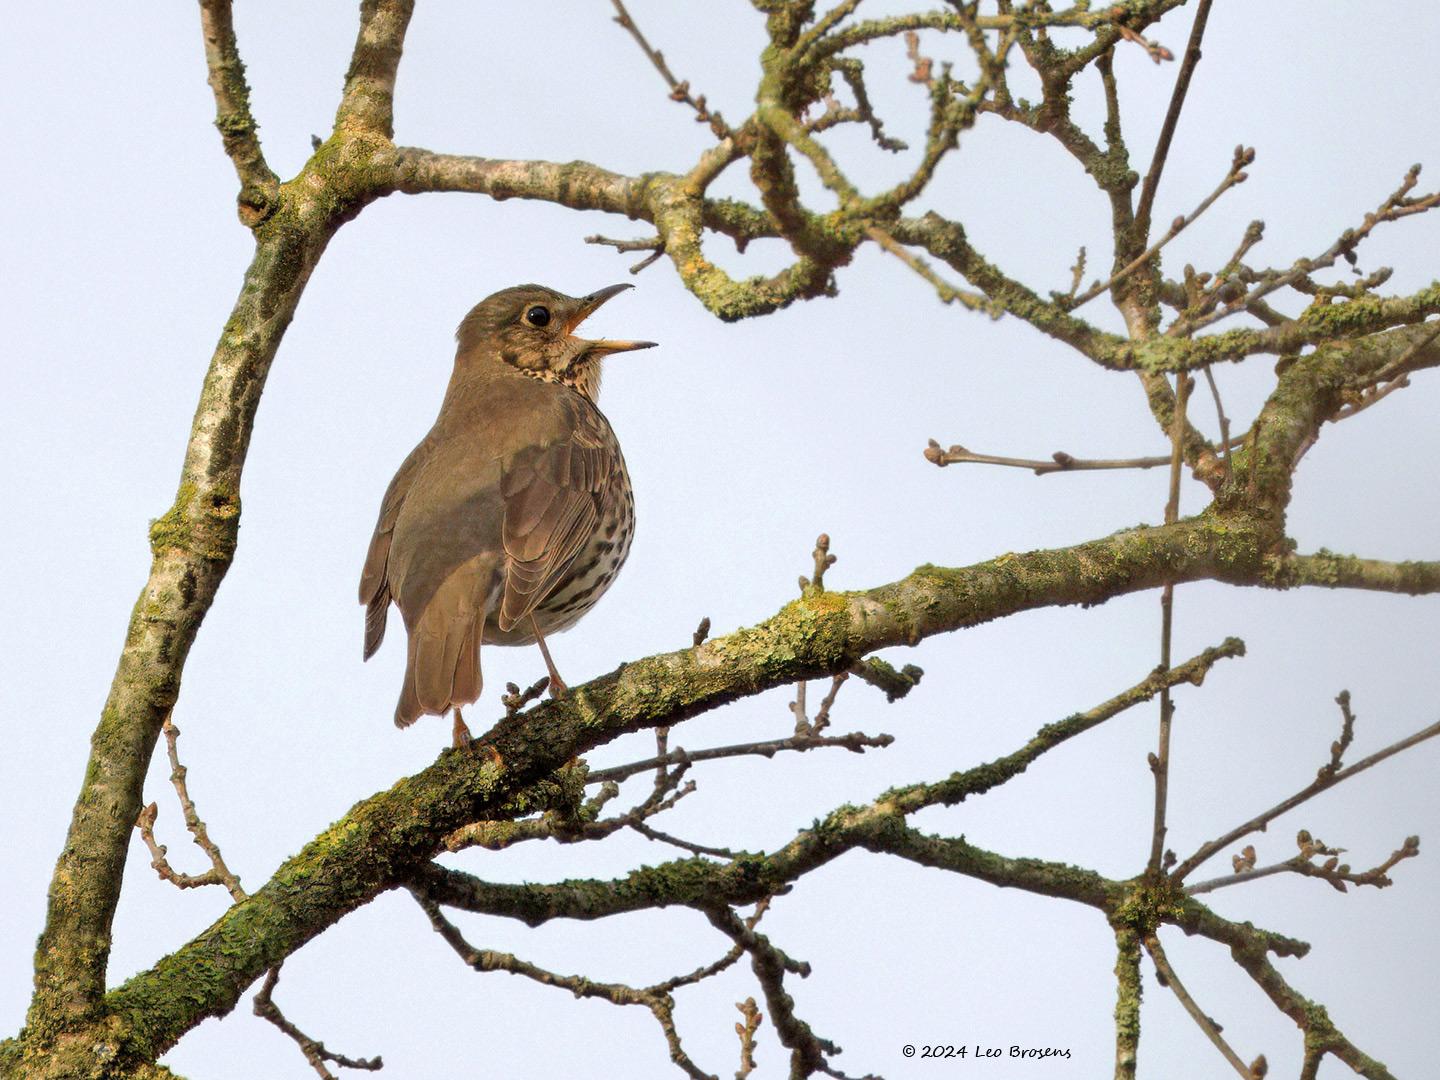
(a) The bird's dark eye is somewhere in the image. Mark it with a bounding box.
[525,305,551,327]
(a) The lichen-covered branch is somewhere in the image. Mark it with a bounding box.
[333,0,415,138]
[196,0,277,226]
[1112,928,1142,1080]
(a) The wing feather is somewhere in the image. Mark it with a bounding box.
[496,401,616,633]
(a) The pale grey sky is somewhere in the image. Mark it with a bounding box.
[3,4,1438,1078]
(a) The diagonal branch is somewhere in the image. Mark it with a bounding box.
[1070,144,1251,311]
[1143,933,1252,1078]
[1173,713,1440,883]
[197,0,277,226]
[252,968,383,1080]
[1134,0,1215,237]
[333,0,416,138]
[610,0,731,138]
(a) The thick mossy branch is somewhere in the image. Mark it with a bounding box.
[90,514,1273,1064]
[27,209,342,1051]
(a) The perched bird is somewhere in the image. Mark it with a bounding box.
[359,283,655,745]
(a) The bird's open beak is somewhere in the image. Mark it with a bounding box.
[568,283,658,357]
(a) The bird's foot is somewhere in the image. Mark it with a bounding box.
[530,615,570,698]
[451,708,473,750]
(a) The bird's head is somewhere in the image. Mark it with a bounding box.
[455,283,656,401]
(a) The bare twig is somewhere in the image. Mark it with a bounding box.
[588,727,892,785]
[927,439,1171,473]
[736,998,763,1079]
[1175,164,1440,336]
[704,907,844,1079]
[1117,24,1175,64]
[136,720,376,1073]
[414,893,717,1079]
[866,226,996,314]
[1135,0,1215,235]
[1070,145,1252,310]
[161,716,245,901]
[1174,702,1440,882]
[611,0,731,138]
[826,58,908,152]
[1148,371,1192,873]
[1061,246,1088,302]
[134,802,227,892]
[1201,366,1232,468]
[585,232,667,274]
[1185,832,1421,896]
[253,968,383,1079]
[1143,933,1252,1078]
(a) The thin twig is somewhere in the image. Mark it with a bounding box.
[630,819,742,860]
[585,232,667,274]
[1201,366,1232,469]
[1173,710,1440,882]
[866,226,995,313]
[588,728,893,785]
[925,435,1245,474]
[1135,0,1215,235]
[162,717,245,901]
[253,968,383,1079]
[138,719,376,1072]
[1173,164,1440,336]
[1185,834,1420,896]
[414,893,717,1080]
[1144,933,1252,1077]
[735,998,763,1079]
[610,0,730,138]
[1148,371,1191,873]
[134,803,227,891]
[704,907,841,1078]
[1070,144,1251,310]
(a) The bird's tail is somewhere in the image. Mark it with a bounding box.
[394,556,494,728]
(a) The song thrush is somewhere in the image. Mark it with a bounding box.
[359,283,654,743]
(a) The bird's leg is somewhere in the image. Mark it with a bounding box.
[530,615,569,696]
[451,707,473,749]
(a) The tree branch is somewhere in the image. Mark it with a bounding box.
[1174,709,1440,883]
[1142,933,1251,1078]
[196,0,277,226]
[333,0,415,138]
[1134,0,1215,237]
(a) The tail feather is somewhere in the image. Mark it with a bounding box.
[364,587,390,660]
[393,555,494,729]
[451,616,482,706]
